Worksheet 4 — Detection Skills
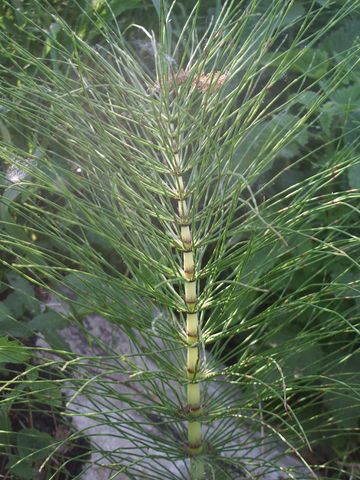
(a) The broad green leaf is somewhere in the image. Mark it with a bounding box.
[283,3,305,25]
[4,274,39,317]
[329,264,360,299]
[0,302,11,319]
[321,18,360,60]
[265,48,329,79]
[0,316,33,339]
[290,90,320,109]
[233,113,308,177]
[0,186,24,239]
[7,455,35,480]
[330,82,360,107]
[0,337,31,364]
[319,101,339,137]
[0,407,12,455]
[318,82,360,144]
[0,118,11,143]
[240,242,284,284]
[29,310,68,332]
[96,0,141,18]
[267,329,324,379]
[323,354,360,429]
[16,428,53,462]
[27,380,63,408]
[348,163,360,189]
[29,311,70,350]
[324,388,360,429]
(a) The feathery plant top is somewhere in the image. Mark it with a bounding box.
[0,0,360,478]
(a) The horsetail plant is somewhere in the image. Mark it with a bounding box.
[1,0,360,478]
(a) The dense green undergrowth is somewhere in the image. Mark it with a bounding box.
[0,1,360,479]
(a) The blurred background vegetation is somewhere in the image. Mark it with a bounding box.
[1,1,360,479]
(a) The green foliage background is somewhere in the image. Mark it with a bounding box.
[0,0,360,479]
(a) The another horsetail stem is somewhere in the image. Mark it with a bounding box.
[170,121,204,474]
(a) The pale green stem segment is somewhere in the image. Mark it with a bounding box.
[171,123,204,477]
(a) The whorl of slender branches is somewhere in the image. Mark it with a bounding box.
[1,1,360,478]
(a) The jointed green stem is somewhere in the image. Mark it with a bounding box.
[170,122,204,474]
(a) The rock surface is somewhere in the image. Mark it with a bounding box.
[37,303,314,479]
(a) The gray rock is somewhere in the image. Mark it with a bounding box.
[36,301,315,479]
